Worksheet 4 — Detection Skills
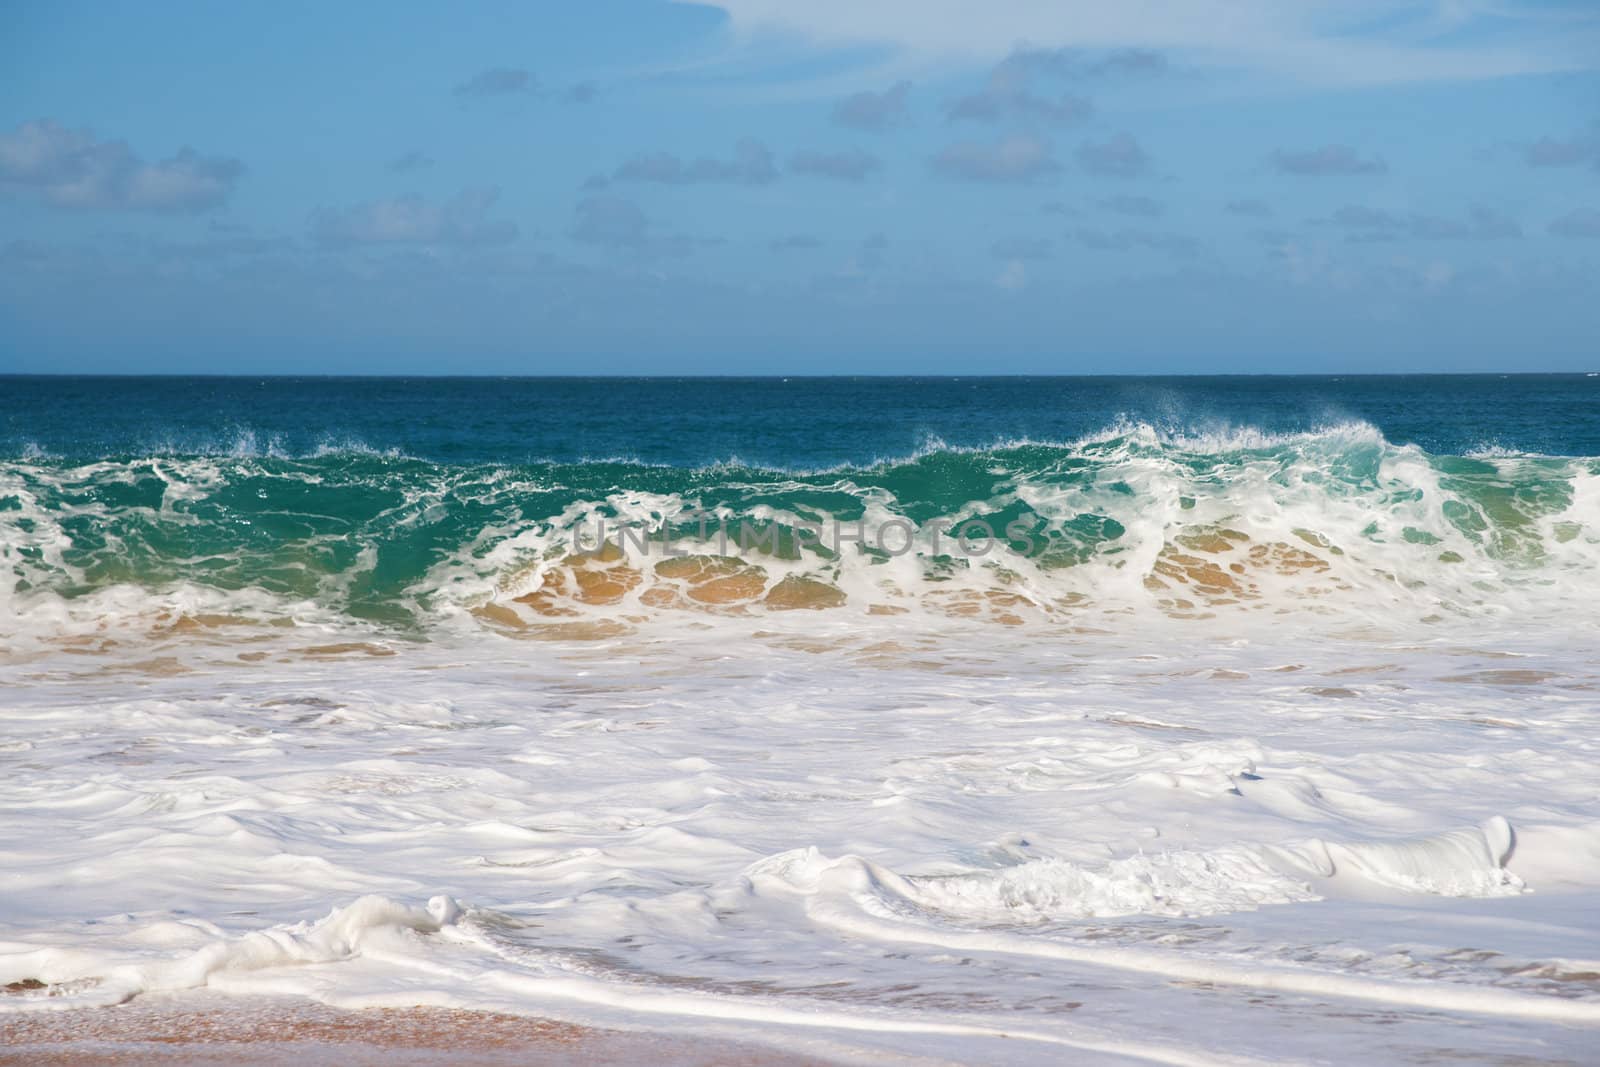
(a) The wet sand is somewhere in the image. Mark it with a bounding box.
[0,994,837,1066]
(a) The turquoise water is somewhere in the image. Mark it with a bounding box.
[3,375,1597,632]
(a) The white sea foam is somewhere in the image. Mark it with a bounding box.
[2,616,1598,1063]
[3,429,1600,1063]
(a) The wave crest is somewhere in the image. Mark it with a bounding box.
[3,423,1597,645]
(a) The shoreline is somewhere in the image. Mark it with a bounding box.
[0,994,837,1066]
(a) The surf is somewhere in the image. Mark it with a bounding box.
[3,421,1597,650]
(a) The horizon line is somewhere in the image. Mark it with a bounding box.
[4,371,1597,381]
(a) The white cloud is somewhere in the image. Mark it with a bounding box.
[1270,144,1386,176]
[1077,134,1150,179]
[388,151,435,173]
[931,135,1059,182]
[1073,227,1199,256]
[1524,122,1600,169]
[1549,209,1600,240]
[312,188,518,247]
[995,259,1028,290]
[944,51,1094,125]
[790,148,882,181]
[1319,203,1522,241]
[685,1,1594,86]
[454,68,536,97]
[0,119,242,213]
[991,236,1053,260]
[833,82,912,131]
[569,196,714,258]
[615,138,778,185]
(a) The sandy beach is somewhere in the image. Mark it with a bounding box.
[0,993,835,1066]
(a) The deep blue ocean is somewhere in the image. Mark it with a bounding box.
[4,374,1598,463]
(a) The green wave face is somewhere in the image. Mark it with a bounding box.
[3,424,1598,635]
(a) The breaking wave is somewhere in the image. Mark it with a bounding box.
[3,421,1597,644]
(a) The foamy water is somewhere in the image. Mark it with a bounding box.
[4,619,1598,1063]
[4,390,1600,1063]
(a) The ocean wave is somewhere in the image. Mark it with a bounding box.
[3,422,1597,644]
[2,428,417,463]
[0,417,1512,472]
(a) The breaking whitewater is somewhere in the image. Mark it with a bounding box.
[3,421,1598,1065]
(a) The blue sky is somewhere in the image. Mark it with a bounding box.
[2,0,1597,374]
